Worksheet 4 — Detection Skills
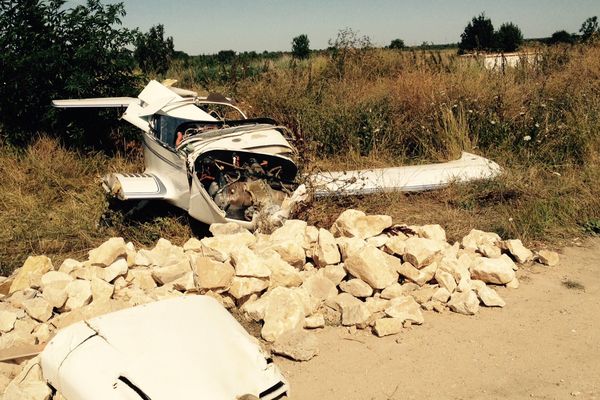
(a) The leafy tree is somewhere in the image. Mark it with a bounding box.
[134,24,174,75]
[580,16,599,41]
[388,39,405,49]
[217,50,236,64]
[0,0,138,146]
[291,34,310,59]
[494,22,523,52]
[459,13,495,53]
[548,30,576,45]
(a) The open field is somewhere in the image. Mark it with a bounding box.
[1,43,600,274]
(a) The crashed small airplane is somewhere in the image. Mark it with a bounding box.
[53,80,500,228]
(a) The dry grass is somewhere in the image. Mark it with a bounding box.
[2,43,600,275]
[0,138,193,275]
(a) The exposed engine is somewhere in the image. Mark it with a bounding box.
[195,150,298,221]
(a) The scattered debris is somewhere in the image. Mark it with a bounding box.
[0,209,550,397]
[54,80,501,229]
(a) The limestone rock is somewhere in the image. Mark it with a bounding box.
[0,309,18,332]
[151,258,190,285]
[32,323,51,343]
[413,224,447,242]
[64,279,92,311]
[228,277,269,299]
[411,262,439,286]
[431,287,451,303]
[447,290,480,315]
[231,247,271,278]
[139,238,186,267]
[331,293,371,326]
[7,288,37,308]
[304,225,319,245]
[9,256,53,294]
[268,240,306,268]
[505,277,519,288]
[272,328,319,361]
[22,298,53,322]
[339,278,373,298]
[304,314,325,329]
[301,274,338,312]
[434,268,457,293]
[471,280,505,307]
[365,297,390,313]
[384,296,424,324]
[470,255,516,284]
[88,237,127,266]
[40,271,73,291]
[58,258,82,274]
[479,244,501,258]
[318,264,346,286]
[462,229,501,251]
[191,256,234,291]
[396,262,421,283]
[366,234,389,248]
[501,239,534,263]
[373,318,404,337]
[402,237,444,268]
[384,235,407,256]
[261,287,306,342]
[172,272,196,292]
[91,277,114,303]
[270,219,308,244]
[537,250,560,266]
[314,228,341,267]
[3,357,50,400]
[3,380,52,400]
[102,257,129,283]
[380,283,406,299]
[41,282,68,309]
[331,209,392,240]
[345,246,399,289]
[336,237,366,260]
[262,252,302,288]
[410,285,438,304]
[126,268,157,291]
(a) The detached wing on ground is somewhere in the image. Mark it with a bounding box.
[309,152,501,196]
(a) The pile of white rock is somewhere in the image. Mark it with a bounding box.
[0,209,559,398]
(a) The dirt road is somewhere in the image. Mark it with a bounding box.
[277,240,600,400]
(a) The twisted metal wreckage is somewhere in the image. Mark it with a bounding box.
[53,80,501,229]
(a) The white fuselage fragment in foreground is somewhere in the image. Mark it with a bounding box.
[309,152,501,196]
[41,296,289,400]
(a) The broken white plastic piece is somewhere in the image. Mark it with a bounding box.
[309,152,501,196]
[41,296,289,400]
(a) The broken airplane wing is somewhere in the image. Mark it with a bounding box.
[309,152,501,196]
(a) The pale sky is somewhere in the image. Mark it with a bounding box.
[67,0,600,54]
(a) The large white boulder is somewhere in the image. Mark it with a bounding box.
[344,246,399,289]
[384,296,424,324]
[314,228,341,267]
[470,255,516,284]
[261,287,307,342]
[402,237,444,268]
[330,209,392,239]
[447,290,480,315]
[88,237,127,266]
[230,247,271,278]
[9,256,53,294]
[330,293,371,326]
[339,278,373,298]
